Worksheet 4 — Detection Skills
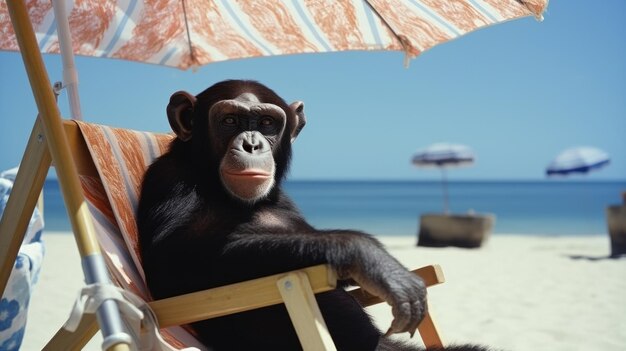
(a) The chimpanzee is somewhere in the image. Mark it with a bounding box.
[138,80,490,351]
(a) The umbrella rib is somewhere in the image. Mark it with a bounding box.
[516,0,546,20]
[181,0,196,66]
[364,0,414,65]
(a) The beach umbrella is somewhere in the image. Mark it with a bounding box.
[1,1,548,349]
[412,143,475,213]
[0,1,548,69]
[546,146,610,177]
[0,0,548,119]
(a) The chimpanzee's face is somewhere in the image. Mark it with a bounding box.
[166,80,305,203]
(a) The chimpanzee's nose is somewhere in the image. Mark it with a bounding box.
[239,132,269,154]
[242,139,260,153]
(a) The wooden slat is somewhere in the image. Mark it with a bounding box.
[278,272,336,351]
[7,0,101,259]
[42,264,446,349]
[43,314,99,351]
[1,120,95,296]
[418,307,444,349]
[7,1,130,347]
[0,118,51,296]
[42,265,336,348]
[150,264,337,327]
[349,265,445,307]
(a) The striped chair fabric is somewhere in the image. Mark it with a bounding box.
[75,121,203,349]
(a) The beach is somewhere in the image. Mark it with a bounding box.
[21,232,626,351]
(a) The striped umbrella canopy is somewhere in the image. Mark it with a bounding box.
[0,0,548,70]
[412,142,475,213]
[412,142,475,168]
[546,146,611,177]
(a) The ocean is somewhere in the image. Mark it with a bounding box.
[41,179,625,237]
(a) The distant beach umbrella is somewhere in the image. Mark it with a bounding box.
[546,146,610,176]
[412,143,475,213]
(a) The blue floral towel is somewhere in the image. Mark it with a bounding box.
[0,168,44,351]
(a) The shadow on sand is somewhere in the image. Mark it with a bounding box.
[566,254,626,261]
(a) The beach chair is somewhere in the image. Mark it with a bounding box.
[0,118,446,350]
[0,2,445,349]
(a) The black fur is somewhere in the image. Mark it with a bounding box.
[138,80,495,351]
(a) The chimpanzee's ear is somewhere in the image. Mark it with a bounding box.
[167,91,197,141]
[289,101,306,143]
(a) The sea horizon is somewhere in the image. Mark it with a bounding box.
[39,178,626,236]
[43,172,626,183]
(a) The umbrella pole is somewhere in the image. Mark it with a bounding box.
[440,168,449,214]
[52,0,82,120]
[6,1,130,350]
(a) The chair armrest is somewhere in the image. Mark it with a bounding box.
[150,264,337,327]
[44,264,336,350]
[44,264,446,350]
[348,265,445,307]
[348,264,446,349]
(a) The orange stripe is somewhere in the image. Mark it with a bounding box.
[80,175,116,223]
[114,0,186,65]
[371,0,450,54]
[155,133,175,155]
[482,0,528,19]
[67,0,116,56]
[419,0,490,33]
[112,128,142,261]
[238,1,319,53]
[0,0,51,50]
[113,128,145,200]
[187,0,265,61]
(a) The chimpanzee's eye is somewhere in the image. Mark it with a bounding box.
[260,116,274,126]
[222,115,236,125]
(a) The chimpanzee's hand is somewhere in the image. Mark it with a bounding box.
[338,239,427,337]
[381,267,427,337]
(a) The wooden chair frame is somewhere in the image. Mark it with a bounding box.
[0,1,445,350]
[1,119,446,350]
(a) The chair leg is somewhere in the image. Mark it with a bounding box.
[277,272,337,351]
[7,1,134,349]
[418,305,444,349]
[0,117,51,296]
[349,265,446,348]
[43,314,99,351]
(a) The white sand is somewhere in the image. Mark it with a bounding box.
[20,232,626,351]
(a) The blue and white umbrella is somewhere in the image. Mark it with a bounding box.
[546,146,610,176]
[412,143,475,168]
[412,143,475,213]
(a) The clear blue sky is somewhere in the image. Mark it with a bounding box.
[1,1,624,181]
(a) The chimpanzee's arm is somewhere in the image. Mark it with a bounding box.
[219,229,427,336]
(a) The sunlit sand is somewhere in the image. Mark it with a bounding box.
[21,232,626,350]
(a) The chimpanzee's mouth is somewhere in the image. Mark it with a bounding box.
[225,170,271,178]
